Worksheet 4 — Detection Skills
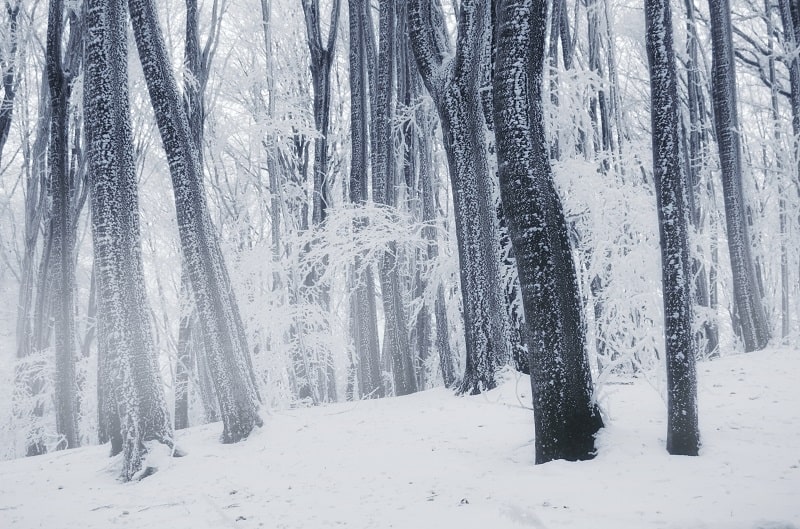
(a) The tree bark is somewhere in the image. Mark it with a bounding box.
[645,0,700,455]
[707,0,770,351]
[493,0,603,463]
[348,0,383,399]
[409,0,510,394]
[127,0,262,442]
[85,0,174,480]
[47,0,80,451]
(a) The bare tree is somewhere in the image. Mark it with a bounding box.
[348,0,382,399]
[128,0,262,442]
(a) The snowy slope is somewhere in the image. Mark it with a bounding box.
[1,348,798,529]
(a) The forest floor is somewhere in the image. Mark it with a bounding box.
[0,348,798,529]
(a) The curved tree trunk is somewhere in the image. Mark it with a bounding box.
[85,0,174,480]
[494,0,603,463]
[409,0,509,394]
[127,0,262,442]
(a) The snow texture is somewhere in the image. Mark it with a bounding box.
[1,348,797,528]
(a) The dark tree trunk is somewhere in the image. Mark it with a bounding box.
[349,0,383,399]
[409,0,509,394]
[128,0,262,442]
[645,0,700,456]
[85,0,174,480]
[707,0,770,351]
[493,0,603,463]
[683,0,718,356]
[373,0,416,396]
[301,0,341,226]
[47,0,81,451]
[0,1,19,166]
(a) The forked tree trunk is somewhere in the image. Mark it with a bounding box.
[645,0,700,455]
[85,0,174,480]
[494,0,603,463]
[409,0,509,394]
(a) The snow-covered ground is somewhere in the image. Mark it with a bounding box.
[1,348,798,529]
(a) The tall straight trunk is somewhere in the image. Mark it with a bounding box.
[684,0,718,355]
[127,0,262,442]
[16,75,49,457]
[85,0,174,480]
[409,0,510,394]
[348,0,383,399]
[0,1,19,165]
[47,0,80,450]
[373,0,416,396]
[767,0,790,340]
[494,0,603,463]
[645,0,700,455]
[707,0,770,351]
[300,0,341,403]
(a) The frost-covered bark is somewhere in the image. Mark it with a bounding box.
[0,1,19,166]
[683,0,718,356]
[301,0,341,226]
[349,0,383,399]
[707,0,770,352]
[373,0,416,396]
[127,0,262,442]
[493,0,603,463]
[409,0,509,394]
[644,0,700,456]
[47,0,80,450]
[16,75,50,457]
[84,0,174,480]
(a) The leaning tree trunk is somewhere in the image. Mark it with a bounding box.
[493,0,603,463]
[409,0,509,394]
[707,0,770,351]
[127,0,262,442]
[645,0,700,456]
[85,0,174,481]
[348,0,383,399]
[46,0,80,451]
